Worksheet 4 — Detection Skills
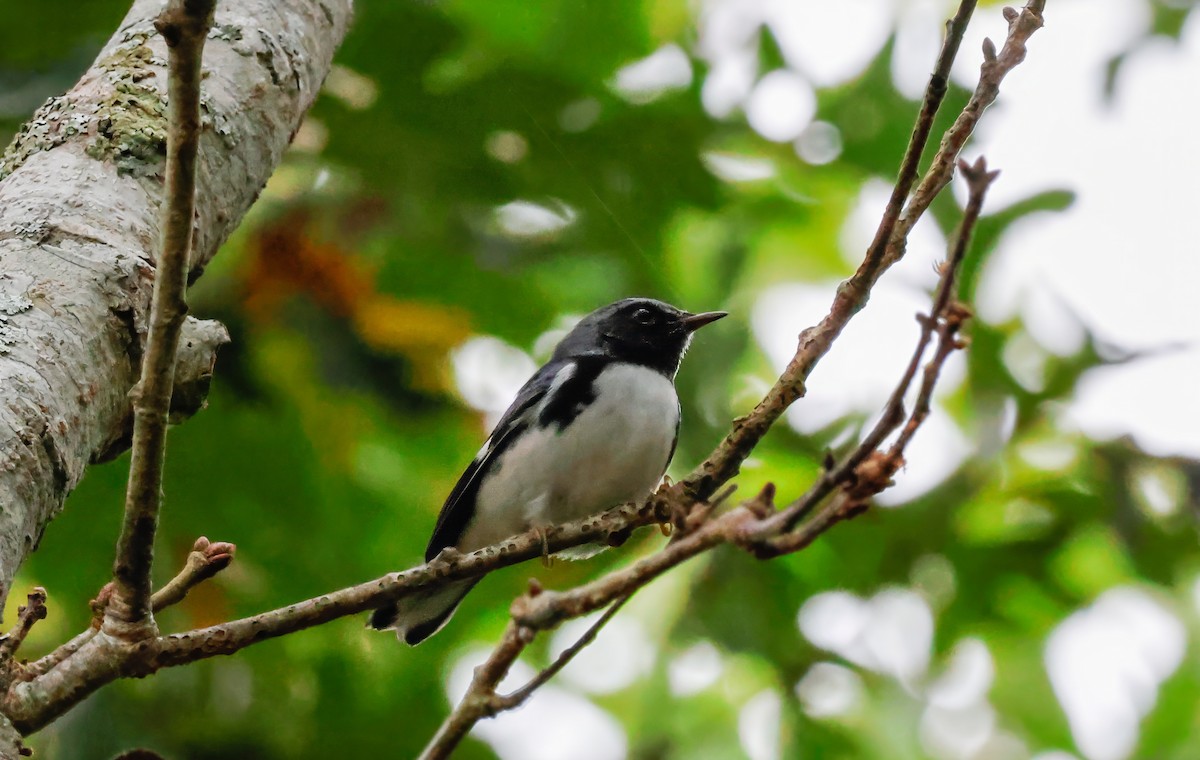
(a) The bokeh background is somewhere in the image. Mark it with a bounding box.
[3,0,1199,758]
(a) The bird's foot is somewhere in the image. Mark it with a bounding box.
[535,526,554,568]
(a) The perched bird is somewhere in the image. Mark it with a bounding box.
[369,297,726,645]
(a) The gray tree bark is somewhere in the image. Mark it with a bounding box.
[0,0,353,616]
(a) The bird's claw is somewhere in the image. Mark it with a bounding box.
[536,526,554,567]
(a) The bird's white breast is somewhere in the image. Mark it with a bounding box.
[463,362,679,549]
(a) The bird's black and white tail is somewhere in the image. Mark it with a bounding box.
[368,579,478,646]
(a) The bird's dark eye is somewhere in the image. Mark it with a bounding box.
[632,307,655,325]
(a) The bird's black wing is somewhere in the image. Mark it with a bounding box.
[424,359,567,561]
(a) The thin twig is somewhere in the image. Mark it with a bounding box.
[857,0,978,287]
[512,493,774,631]
[5,499,660,731]
[0,590,48,661]
[754,158,998,558]
[674,0,980,505]
[149,537,236,612]
[418,623,532,760]
[888,158,997,455]
[890,1,1045,250]
[675,0,1045,507]
[495,592,632,709]
[755,157,998,539]
[420,592,634,760]
[21,630,95,683]
[108,0,217,638]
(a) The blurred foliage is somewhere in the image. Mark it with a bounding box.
[2,1,1198,759]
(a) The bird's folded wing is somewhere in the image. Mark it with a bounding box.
[423,360,566,561]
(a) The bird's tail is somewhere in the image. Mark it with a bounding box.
[368,579,479,646]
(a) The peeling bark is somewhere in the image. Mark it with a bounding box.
[0,0,353,611]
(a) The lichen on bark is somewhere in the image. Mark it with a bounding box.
[87,32,169,177]
[0,28,170,182]
[0,96,80,181]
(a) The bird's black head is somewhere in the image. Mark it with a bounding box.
[552,297,727,376]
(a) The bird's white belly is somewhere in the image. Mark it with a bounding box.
[464,363,678,549]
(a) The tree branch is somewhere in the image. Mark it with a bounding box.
[673,0,977,506]
[674,0,1044,506]
[419,622,532,760]
[494,592,632,710]
[0,0,351,615]
[151,502,662,668]
[750,155,999,544]
[107,0,216,640]
[890,1,1045,249]
[2,502,660,732]
[419,590,630,760]
[18,537,235,687]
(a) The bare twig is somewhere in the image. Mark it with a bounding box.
[675,1,1044,507]
[858,0,978,287]
[0,590,48,661]
[21,630,95,683]
[495,593,632,710]
[108,0,217,638]
[151,501,659,668]
[150,537,237,613]
[891,1,1044,249]
[513,492,774,631]
[753,157,997,558]
[889,157,998,455]
[3,501,661,731]
[420,591,633,759]
[419,623,532,760]
[752,156,999,540]
[674,0,979,505]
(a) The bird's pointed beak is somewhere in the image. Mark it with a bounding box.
[680,310,728,332]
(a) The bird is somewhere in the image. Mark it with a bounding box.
[369,297,727,645]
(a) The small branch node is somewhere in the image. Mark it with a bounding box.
[846,450,900,502]
[429,546,463,572]
[747,483,777,519]
[982,37,998,62]
[946,300,975,328]
[957,156,1001,191]
[89,583,115,627]
[150,536,237,613]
